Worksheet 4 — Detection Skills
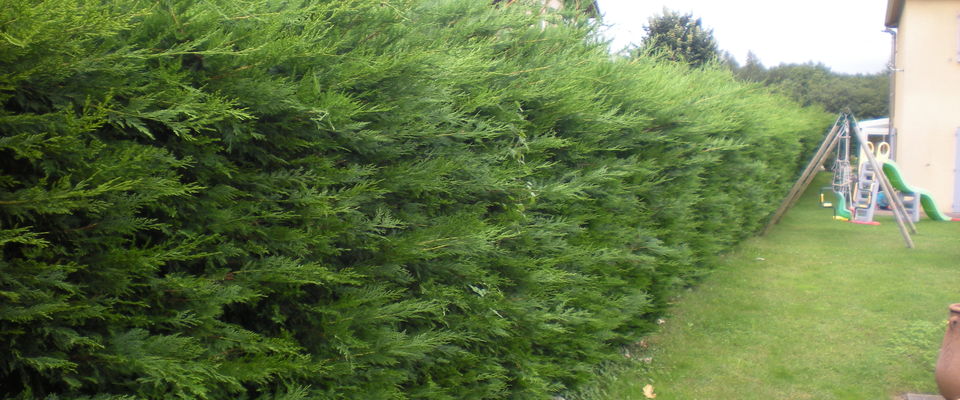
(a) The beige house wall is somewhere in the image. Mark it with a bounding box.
[892,0,960,211]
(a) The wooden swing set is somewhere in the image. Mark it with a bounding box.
[762,112,917,248]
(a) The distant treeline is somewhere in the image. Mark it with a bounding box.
[635,9,889,121]
[727,54,889,120]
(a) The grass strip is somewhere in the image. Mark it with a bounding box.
[595,173,960,399]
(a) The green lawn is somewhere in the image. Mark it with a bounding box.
[597,173,960,399]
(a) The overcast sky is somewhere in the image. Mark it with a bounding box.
[595,0,892,74]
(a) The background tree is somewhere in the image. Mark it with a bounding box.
[637,9,720,68]
[728,56,889,119]
[735,51,767,83]
[764,63,889,119]
[719,50,740,71]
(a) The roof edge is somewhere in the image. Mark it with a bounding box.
[885,0,904,27]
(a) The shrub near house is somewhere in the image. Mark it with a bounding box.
[0,0,829,398]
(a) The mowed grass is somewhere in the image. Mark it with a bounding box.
[599,173,960,399]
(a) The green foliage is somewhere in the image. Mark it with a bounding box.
[735,51,767,83]
[0,0,829,398]
[765,63,889,119]
[734,60,890,119]
[637,9,720,68]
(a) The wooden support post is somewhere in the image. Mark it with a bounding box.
[847,115,916,235]
[762,120,843,235]
[849,117,916,248]
[785,127,844,213]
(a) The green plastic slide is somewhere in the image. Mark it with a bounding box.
[881,160,952,221]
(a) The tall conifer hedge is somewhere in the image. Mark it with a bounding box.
[1,0,829,398]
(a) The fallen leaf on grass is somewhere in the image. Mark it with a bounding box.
[643,384,656,398]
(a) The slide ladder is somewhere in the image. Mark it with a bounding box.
[898,191,921,223]
[852,162,880,223]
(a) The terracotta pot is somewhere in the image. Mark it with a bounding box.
[936,304,960,400]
